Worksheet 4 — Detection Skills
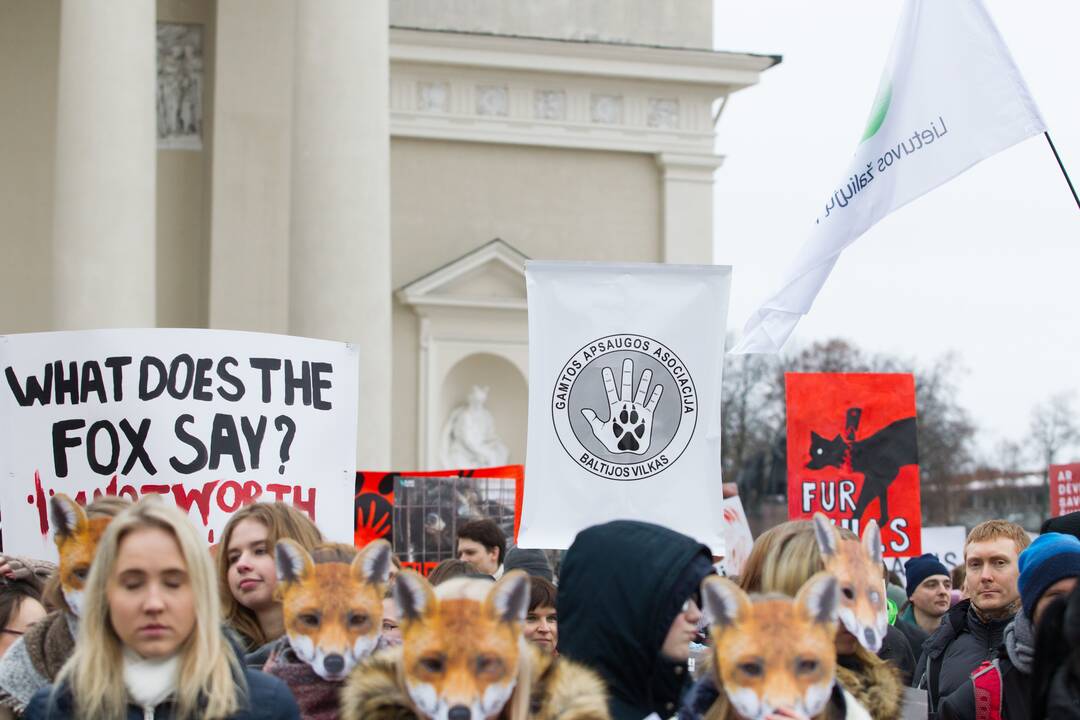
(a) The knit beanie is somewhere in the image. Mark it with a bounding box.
[1018,532,1080,619]
[503,547,553,582]
[904,553,950,598]
[1040,511,1080,541]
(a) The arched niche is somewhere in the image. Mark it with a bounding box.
[439,352,527,466]
[397,239,530,469]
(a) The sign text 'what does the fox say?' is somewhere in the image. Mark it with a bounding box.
[0,329,359,556]
[786,372,922,557]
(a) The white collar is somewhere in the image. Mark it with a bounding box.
[122,647,180,711]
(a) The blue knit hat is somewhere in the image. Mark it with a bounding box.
[904,553,950,598]
[1018,532,1080,619]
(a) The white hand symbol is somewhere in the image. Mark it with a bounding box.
[580,358,663,455]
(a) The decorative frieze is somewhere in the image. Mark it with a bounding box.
[590,94,624,124]
[476,85,509,116]
[417,81,449,112]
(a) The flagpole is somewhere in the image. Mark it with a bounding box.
[1044,132,1080,211]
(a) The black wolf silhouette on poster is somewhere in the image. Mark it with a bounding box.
[786,373,922,557]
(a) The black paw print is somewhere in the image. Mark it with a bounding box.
[613,404,646,451]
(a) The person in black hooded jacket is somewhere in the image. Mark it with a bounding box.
[557,520,715,720]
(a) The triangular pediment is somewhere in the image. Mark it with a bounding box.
[397,239,528,310]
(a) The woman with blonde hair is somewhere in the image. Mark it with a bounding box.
[24,496,299,720]
[215,503,322,655]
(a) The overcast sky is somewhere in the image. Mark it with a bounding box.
[712,0,1080,463]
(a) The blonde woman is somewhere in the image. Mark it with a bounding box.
[215,503,322,657]
[24,497,300,720]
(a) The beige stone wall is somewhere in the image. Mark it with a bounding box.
[0,0,214,334]
[391,0,713,50]
[156,0,214,328]
[389,137,661,467]
[0,0,59,333]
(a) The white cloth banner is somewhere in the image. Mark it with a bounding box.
[519,262,731,554]
[0,329,359,557]
[732,0,1046,354]
[889,525,967,587]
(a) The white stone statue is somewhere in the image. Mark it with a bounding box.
[441,385,509,468]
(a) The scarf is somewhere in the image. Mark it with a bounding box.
[26,611,77,681]
[1003,614,1035,675]
[123,648,180,712]
[264,640,342,720]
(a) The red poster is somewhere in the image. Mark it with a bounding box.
[354,465,524,550]
[1049,463,1080,518]
[786,373,921,557]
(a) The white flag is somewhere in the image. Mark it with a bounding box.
[732,0,1045,354]
[519,262,730,554]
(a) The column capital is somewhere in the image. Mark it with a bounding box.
[656,152,725,183]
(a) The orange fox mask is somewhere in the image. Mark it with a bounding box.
[703,572,840,720]
[812,512,888,652]
[50,493,113,617]
[393,569,530,720]
[275,538,392,681]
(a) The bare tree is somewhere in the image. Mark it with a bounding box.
[1029,392,1080,482]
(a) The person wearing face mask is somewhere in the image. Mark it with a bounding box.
[215,503,322,659]
[557,520,714,720]
[915,520,1031,717]
[0,495,129,719]
[24,497,299,720]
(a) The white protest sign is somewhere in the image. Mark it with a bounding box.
[889,525,966,586]
[519,262,730,554]
[0,329,359,556]
[717,496,754,577]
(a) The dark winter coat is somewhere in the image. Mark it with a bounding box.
[22,667,300,720]
[936,655,1029,720]
[877,625,918,686]
[914,600,1014,714]
[894,605,930,662]
[557,520,715,720]
[1045,667,1080,720]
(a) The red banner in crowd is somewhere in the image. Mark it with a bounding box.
[354,465,524,576]
[1049,463,1080,518]
[786,373,921,557]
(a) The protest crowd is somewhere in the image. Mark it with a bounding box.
[1,0,1077,717]
[0,490,1073,720]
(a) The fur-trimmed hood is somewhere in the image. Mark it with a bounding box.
[341,645,609,720]
[835,655,904,720]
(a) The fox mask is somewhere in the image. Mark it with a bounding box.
[703,572,840,720]
[393,569,530,720]
[812,512,888,652]
[275,538,392,681]
[51,493,113,617]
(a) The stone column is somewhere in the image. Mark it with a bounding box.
[656,152,725,265]
[53,0,156,328]
[289,0,391,468]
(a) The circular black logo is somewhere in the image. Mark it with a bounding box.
[551,334,697,481]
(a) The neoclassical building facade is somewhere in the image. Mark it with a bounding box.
[1,0,778,469]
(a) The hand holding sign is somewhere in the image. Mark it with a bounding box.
[580,358,663,455]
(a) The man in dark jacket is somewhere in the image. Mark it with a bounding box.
[915,520,1029,715]
[936,532,1080,720]
[896,554,951,657]
[557,520,714,720]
